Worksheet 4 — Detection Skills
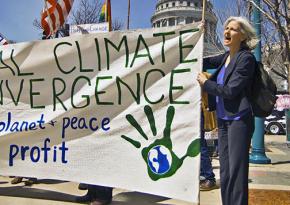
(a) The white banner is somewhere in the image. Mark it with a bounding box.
[0,23,202,203]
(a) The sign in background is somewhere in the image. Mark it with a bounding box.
[276,95,290,111]
[70,22,109,35]
[0,23,202,203]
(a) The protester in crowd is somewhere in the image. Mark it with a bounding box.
[197,16,258,205]
[200,72,218,191]
[76,185,113,205]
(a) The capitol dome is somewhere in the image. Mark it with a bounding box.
[151,0,224,56]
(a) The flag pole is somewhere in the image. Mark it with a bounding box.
[105,0,112,31]
[105,0,108,22]
[127,0,131,30]
[202,0,206,22]
[43,0,54,38]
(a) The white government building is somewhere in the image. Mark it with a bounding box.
[151,0,224,56]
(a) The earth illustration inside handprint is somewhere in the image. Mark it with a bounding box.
[147,145,172,175]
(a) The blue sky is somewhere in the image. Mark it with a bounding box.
[0,0,156,43]
[0,0,224,43]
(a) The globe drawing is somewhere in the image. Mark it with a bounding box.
[147,145,172,175]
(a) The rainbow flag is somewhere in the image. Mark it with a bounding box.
[99,0,112,31]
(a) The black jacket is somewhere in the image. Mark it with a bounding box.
[203,48,256,116]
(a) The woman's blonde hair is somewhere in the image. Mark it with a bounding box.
[224,16,259,50]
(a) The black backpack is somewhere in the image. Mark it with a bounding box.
[248,61,278,117]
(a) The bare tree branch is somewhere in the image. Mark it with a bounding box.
[247,0,278,24]
[112,19,124,31]
[70,0,102,25]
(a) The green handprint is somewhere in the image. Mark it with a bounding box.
[121,105,200,181]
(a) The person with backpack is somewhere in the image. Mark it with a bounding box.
[197,16,259,205]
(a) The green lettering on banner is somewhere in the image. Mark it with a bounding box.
[0,50,34,76]
[0,80,3,105]
[179,29,199,64]
[130,34,154,67]
[94,38,102,71]
[52,77,67,111]
[30,79,45,109]
[75,41,93,73]
[116,74,140,105]
[0,50,15,76]
[71,76,91,109]
[169,68,191,104]
[153,31,175,63]
[54,42,76,74]
[105,36,129,70]
[6,79,24,106]
[95,76,114,105]
[143,69,165,104]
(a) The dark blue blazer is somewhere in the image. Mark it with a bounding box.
[203,48,256,116]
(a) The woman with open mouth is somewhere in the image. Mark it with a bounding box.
[197,16,259,205]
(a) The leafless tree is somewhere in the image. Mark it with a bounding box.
[112,19,124,31]
[247,0,289,91]
[70,0,124,30]
[70,0,102,25]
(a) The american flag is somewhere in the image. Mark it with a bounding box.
[41,0,74,37]
[0,33,8,45]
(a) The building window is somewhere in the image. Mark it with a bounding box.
[162,19,167,27]
[157,21,160,27]
[187,2,190,6]
[172,2,175,7]
[166,3,169,8]
[186,17,194,24]
[177,17,184,25]
[161,5,163,9]
[169,18,175,26]
[194,3,198,7]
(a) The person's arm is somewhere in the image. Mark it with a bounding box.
[203,53,226,71]
[203,53,255,99]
